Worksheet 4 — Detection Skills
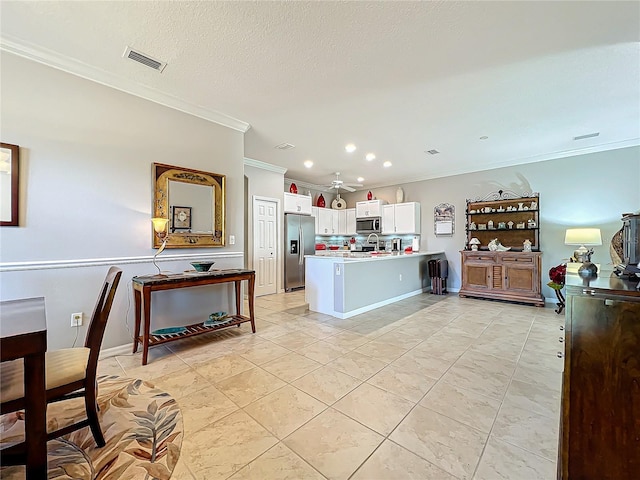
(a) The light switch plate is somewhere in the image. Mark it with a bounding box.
[229,235,235,245]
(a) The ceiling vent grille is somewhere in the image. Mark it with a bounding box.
[123,47,167,72]
[425,149,440,155]
[573,132,600,141]
[275,143,295,150]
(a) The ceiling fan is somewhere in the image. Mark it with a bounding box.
[324,172,363,193]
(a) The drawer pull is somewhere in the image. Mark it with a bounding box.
[557,352,564,358]
[582,289,596,296]
[559,337,564,343]
[559,325,564,331]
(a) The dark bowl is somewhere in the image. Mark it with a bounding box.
[190,261,215,272]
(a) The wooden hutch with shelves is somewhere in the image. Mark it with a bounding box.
[459,190,544,307]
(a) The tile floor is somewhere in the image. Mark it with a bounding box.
[99,291,564,479]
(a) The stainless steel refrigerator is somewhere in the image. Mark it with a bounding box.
[285,213,315,291]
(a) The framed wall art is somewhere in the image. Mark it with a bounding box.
[171,205,192,232]
[1,142,19,227]
[434,203,455,236]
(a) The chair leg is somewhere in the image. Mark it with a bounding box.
[84,386,105,448]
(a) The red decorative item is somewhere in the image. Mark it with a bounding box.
[367,191,373,200]
[317,194,325,208]
[289,183,297,194]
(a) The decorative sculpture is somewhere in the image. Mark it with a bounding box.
[488,238,512,252]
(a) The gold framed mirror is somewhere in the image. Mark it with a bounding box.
[153,163,226,248]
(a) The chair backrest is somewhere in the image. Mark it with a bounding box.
[84,267,122,373]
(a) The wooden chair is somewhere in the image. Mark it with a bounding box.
[1,266,122,460]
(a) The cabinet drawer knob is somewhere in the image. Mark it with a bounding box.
[559,337,564,343]
[559,325,564,331]
[557,352,564,358]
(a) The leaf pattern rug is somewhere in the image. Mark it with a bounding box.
[0,375,183,479]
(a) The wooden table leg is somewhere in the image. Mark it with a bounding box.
[248,273,256,333]
[24,352,47,480]
[133,286,141,353]
[142,287,151,366]
[234,280,242,317]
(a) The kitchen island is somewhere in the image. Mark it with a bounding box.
[305,251,445,318]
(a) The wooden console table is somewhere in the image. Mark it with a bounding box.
[132,269,255,365]
[0,297,48,479]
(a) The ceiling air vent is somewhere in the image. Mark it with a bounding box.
[275,143,295,150]
[123,47,167,72]
[573,132,600,141]
[425,149,440,155]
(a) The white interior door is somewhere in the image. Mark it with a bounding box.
[253,197,278,297]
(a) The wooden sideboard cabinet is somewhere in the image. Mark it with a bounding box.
[459,251,545,306]
[560,272,640,479]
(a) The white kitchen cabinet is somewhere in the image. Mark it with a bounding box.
[311,206,319,234]
[317,208,338,235]
[346,208,356,235]
[382,202,421,234]
[284,192,312,215]
[356,200,387,218]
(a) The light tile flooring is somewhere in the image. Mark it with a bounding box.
[99,291,564,479]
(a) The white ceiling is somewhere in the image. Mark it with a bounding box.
[1,1,639,189]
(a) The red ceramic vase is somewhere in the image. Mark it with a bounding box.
[367,191,373,200]
[289,183,298,194]
[317,194,325,208]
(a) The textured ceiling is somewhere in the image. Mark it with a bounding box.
[1,1,639,189]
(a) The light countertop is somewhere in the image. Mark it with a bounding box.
[307,251,444,262]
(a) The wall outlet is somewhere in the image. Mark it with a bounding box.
[229,235,235,245]
[71,312,83,327]
[399,273,403,281]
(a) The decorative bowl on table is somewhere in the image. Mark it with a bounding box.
[190,261,215,272]
[204,311,229,326]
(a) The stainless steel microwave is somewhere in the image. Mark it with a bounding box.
[356,217,382,234]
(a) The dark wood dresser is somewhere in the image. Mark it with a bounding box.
[560,271,640,479]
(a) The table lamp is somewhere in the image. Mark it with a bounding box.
[565,228,602,262]
[469,237,481,251]
[564,227,602,277]
[151,217,169,277]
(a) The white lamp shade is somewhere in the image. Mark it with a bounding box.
[564,228,602,246]
[469,238,481,245]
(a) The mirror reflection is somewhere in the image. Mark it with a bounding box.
[168,181,214,233]
[153,163,225,248]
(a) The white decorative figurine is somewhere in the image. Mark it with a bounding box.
[488,238,512,251]
[523,239,532,252]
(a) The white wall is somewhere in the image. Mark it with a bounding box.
[244,162,286,290]
[341,147,640,301]
[0,53,246,351]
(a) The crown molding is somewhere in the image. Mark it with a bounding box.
[0,35,251,133]
[244,157,287,174]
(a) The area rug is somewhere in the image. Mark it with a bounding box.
[0,375,183,480]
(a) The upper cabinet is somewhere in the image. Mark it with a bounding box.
[314,207,357,236]
[382,202,421,234]
[284,192,312,215]
[356,200,387,218]
[465,191,540,251]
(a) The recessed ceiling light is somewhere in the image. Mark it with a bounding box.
[345,144,357,153]
[479,136,489,140]
[383,161,392,168]
[357,177,364,183]
[304,160,313,168]
[365,153,376,161]
[573,132,600,140]
[274,142,295,150]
